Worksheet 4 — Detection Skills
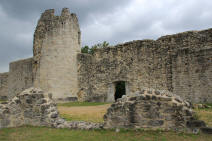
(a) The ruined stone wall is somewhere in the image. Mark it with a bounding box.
[172,48,212,103]
[78,28,212,103]
[0,72,9,100]
[33,8,81,101]
[77,53,94,101]
[158,28,212,103]
[104,88,194,130]
[8,58,33,99]
[0,87,102,130]
[0,7,211,103]
[78,40,169,102]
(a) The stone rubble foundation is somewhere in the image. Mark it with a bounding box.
[103,88,205,132]
[0,87,211,134]
[0,87,102,130]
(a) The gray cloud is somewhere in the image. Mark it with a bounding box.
[82,0,212,45]
[0,0,130,25]
[0,0,131,72]
[0,0,212,72]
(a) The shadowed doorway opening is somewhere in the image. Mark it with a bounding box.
[114,81,126,101]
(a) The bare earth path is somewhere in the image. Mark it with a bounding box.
[58,104,111,123]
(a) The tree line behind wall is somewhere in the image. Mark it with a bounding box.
[81,41,109,54]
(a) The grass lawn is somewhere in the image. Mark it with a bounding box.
[194,104,212,127]
[1,102,212,141]
[0,100,7,104]
[57,102,110,123]
[0,126,212,141]
[57,102,110,107]
[57,102,212,125]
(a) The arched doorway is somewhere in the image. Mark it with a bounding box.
[114,81,126,101]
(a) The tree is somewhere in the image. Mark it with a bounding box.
[102,41,109,48]
[89,45,98,55]
[81,41,110,55]
[81,45,89,53]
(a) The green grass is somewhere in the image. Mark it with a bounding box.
[57,103,110,123]
[59,113,102,122]
[59,114,77,121]
[0,100,7,104]
[59,113,104,123]
[204,103,212,107]
[194,104,212,127]
[57,102,110,107]
[1,103,212,140]
[0,126,212,141]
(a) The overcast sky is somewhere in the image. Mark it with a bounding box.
[0,0,212,72]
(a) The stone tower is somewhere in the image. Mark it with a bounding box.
[33,8,81,101]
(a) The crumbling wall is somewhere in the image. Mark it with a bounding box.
[78,40,169,102]
[157,29,212,52]
[8,58,33,99]
[103,88,195,131]
[0,72,9,100]
[0,7,211,103]
[0,87,102,129]
[158,28,212,103]
[172,48,212,103]
[33,8,81,101]
[78,28,212,103]
[77,53,94,101]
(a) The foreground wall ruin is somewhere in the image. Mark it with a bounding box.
[0,87,101,129]
[0,8,211,103]
[0,87,209,133]
[103,88,211,133]
[104,88,194,130]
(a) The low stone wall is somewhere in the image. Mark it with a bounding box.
[0,87,210,133]
[0,87,102,129]
[103,88,196,131]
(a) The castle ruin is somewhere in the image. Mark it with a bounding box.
[0,8,212,103]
